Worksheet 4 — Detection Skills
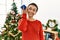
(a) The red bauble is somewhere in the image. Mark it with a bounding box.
[10,10,15,15]
[11,20,16,23]
[16,14,20,17]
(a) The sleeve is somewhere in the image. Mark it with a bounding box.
[18,13,27,32]
[39,21,44,40]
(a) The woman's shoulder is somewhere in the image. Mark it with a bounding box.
[36,20,42,23]
[36,20,42,25]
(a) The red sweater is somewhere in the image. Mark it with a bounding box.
[18,13,44,40]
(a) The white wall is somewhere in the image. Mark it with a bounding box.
[0,0,60,29]
[32,0,60,29]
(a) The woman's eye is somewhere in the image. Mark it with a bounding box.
[33,10,35,11]
[33,9,36,12]
[29,7,32,10]
[29,8,31,10]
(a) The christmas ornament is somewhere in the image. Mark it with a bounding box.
[11,20,16,23]
[16,14,20,17]
[21,5,26,10]
[10,10,15,15]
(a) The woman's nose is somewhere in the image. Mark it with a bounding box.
[30,10,33,13]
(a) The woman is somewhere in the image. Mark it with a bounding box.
[18,3,44,40]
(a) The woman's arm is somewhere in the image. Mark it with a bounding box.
[18,9,27,32]
[39,21,44,40]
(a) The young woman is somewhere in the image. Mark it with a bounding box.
[18,3,44,40]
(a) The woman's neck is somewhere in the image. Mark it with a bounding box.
[28,17,35,21]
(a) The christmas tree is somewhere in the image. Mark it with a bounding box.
[1,1,22,40]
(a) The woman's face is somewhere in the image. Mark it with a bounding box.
[27,5,37,17]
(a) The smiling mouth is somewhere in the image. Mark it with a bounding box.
[28,13,34,16]
[28,12,34,15]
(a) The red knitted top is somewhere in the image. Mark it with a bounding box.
[18,13,44,40]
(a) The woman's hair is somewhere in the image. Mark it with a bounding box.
[28,3,38,12]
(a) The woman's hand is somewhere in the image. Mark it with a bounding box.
[22,9,27,14]
[21,5,27,14]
